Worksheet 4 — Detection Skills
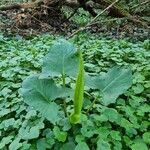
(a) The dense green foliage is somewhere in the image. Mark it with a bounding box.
[0,33,150,150]
[20,38,132,126]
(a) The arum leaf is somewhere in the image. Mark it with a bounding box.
[41,39,79,78]
[21,75,72,124]
[86,66,132,105]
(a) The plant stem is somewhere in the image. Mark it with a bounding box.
[62,72,68,117]
[86,97,97,114]
[62,72,66,87]
[63,99,68,117]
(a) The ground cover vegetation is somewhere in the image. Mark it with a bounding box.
[0,0,150,150]
[0,33,150,149]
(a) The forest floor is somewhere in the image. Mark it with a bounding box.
[0,1,150,150]
[0,1,149,41]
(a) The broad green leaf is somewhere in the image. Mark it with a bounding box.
[132,84,144,94]
[113,141,122,150]
[75,142,90,150]
[96,127,110,139]
[19,118,44,140]
[53,126,67,142]
[143,132,150,144]
[110,131,121,141]
[97,139,111,150]
[0,136,14,149]
[21,75,72,124]
[1,118,15,129]
[41,39,79,78]
[102,108,121,123]
[86,67,132,105]
[75,135,85,143]
[92,114,108,122]
[61,142,76,150]
[0,109,11,117]
[131,142,148,150]
[42,129,55,148]
[19,124,44,140]
[37,138,47,150]
[9,137,22,150]
[21,142,31,150]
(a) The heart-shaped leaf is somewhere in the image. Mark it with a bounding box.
[86,67,132,105]
[41,39,79,78]
[21,75,72,124]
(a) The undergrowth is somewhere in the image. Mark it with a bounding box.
[0,33,150,150]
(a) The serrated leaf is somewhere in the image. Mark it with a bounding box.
[86,66,132,105]
[75,142,90,150]
[21,75,72,124]
[41,39,79,78]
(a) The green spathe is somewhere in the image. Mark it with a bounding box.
[70,50,84,124]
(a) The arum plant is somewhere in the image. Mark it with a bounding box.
[69,50,84,124]
[21,39,132,126]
